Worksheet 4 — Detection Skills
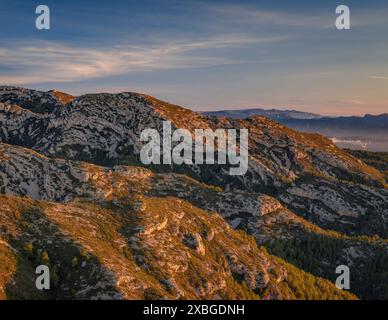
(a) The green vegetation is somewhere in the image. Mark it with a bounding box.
[264,233,388,299]
[71,257,78,268]
[346,149,388,184]
[275,257,357,300]
[346,149,388,171]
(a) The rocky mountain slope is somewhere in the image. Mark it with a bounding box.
[0,86,387,300]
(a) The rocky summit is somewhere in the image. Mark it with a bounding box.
[0,86,387,300]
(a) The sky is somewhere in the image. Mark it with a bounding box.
[0,0,387,116]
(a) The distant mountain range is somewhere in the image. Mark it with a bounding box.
[203,109,388,151]
[202,108,322,120]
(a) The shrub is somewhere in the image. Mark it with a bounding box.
[23,242,34,254]
[41,250,50,265]
[71,256,78,268]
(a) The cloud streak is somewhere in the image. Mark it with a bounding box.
[207,3,388,30]
[328,99,365,106]
[369,76,388,80]
[0,35,285,85]
[209,4,333,29]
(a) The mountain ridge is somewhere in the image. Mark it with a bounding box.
[203,107,388,152]
[0,86,387,300]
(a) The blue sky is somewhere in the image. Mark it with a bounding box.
[0,0,387,115]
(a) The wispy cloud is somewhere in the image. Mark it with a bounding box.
[207,3,388,30]
[369,76,388,80]
[327,99,365,106]
[209,4,333,29]
[0,35,285,85]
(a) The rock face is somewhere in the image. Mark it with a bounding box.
[0,193,356,300]
[182,233,206,256]
[258,195,283,216]
[0,86,69,114]
[0,86,387,300]
[0,87,385,237]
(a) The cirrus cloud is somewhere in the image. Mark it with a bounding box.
[0,35,286,85]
